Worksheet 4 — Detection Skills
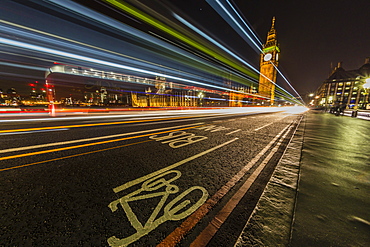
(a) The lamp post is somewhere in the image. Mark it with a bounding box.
[198,92,204,107]
[362,78,370,109]
[308,93,315,105]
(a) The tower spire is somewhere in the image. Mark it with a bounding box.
[259,16,280,105]
[265,16,277,47]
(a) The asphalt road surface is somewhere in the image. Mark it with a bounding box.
[1,108,305,246]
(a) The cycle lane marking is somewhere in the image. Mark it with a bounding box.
[107,138,239,247]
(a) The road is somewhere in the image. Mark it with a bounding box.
[1,107,306,246]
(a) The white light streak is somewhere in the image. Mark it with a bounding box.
[0,37,243,93]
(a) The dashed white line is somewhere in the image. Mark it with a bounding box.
[254,122,274,131]
[225,129,242,135]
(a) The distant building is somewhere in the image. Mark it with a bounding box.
[315,58,370,109]
[258,17,280,105]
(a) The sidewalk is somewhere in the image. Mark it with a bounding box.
[236,111,370,246]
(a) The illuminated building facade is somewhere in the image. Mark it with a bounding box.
[258,17,280,105]
[315,58,370,109]
[44,64,231,107]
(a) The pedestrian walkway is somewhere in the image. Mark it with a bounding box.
[236,110,370,246]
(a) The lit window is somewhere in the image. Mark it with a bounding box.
[339,83,343,86]
[337,88,342,90]
[346,82,351,85]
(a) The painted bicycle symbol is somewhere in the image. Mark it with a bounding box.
[107,170,208,246]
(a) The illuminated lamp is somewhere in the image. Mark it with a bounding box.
[364,78,370,89]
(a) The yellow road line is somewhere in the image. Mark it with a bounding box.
[0,125,203,161]
[0,140,152,172]
[0,116,194,133]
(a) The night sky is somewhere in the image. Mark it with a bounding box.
[1,0,369,97]
[237,0,370,94]
[164,0,370,95]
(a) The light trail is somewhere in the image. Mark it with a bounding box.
[206,0,263,52]
[206,0,305,105]
[0,18,248,91]
[174,14,259,80]
[0,37,245,94]
[0,61,47,72]
[0,0,303,105]
[102,0,258,80]
[1,17,256,98]
[173,13,302,105]
[99,0,301,104]
[271,63,305,103]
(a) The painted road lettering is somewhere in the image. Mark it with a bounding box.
[149,131,208,149]
[108,170,208,247]
[196,125,230,132]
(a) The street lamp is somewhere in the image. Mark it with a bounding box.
[307,93,315,106]
[364,78,370,89]
[362,78,370,109]
[198,92,204,106]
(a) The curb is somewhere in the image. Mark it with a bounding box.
[234,115,306,247]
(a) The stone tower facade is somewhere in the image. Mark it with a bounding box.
[258,17,280,105]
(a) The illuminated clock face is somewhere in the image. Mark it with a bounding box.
[264,53,272,61]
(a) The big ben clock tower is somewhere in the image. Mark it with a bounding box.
[258,17,280,105]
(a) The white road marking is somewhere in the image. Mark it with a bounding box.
[196,125,230,132]
[108,171,208,246]
[113,138,239,193]
[159,123,294,246]
[254,116,289,131]
[191,122,295,246]
[225,129,242,135]
[254,122,274,131]
[0,123,204,154]
[108,138,240,244]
